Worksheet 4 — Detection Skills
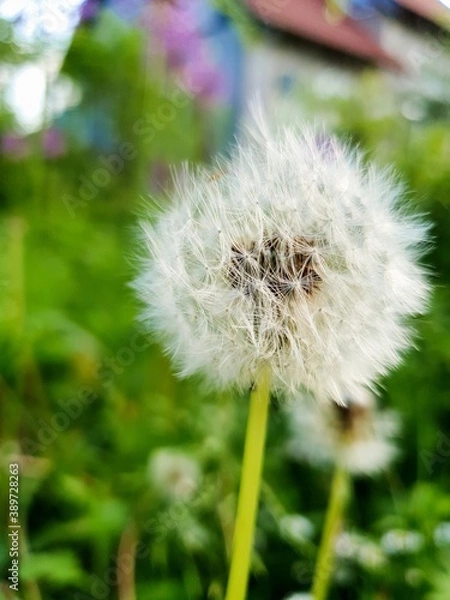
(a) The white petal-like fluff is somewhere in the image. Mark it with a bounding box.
[135,119,429,401]
[285,389,400,475]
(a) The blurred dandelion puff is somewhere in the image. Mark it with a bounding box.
[286,388,400,475]
[381,529,424,555]
[148,448,200,502]
[279,514,316,545]
[335,531,386,571]
[298,389,400,600]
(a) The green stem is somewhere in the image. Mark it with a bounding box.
[311,465,350,600]
[225,368,271,600]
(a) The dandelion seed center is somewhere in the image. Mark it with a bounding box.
[333,402,370,437]
[228,235,321,299]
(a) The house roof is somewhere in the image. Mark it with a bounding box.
[245,0,402,69]
[395,0,450,25]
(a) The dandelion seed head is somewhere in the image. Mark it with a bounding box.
[134,115,430,400]
[148,448,200,501]
[286,389,400,475]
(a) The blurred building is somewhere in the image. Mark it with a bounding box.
[67,0,243,154]
[47,0,450,162]
[243,0,450,123]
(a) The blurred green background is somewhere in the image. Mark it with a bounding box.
[1,1,450,599]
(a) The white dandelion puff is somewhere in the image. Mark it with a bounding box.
[380,529,424,555]
[279,514,315,544]
[148,448,200,501]
[434,522,450,547]
[335,531,386,571]
[285,388,400,475]
[134,116,429,401]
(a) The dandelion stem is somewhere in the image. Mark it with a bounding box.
[225,367,271,600]
[311,465,350,600]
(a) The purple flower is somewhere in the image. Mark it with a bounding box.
[1,134,29,159]
[79,0,102,23]
[43,128,66,158]
[146,0,225,103]
[182,60,225,102]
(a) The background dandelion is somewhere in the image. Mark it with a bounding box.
[286,389,400,475]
